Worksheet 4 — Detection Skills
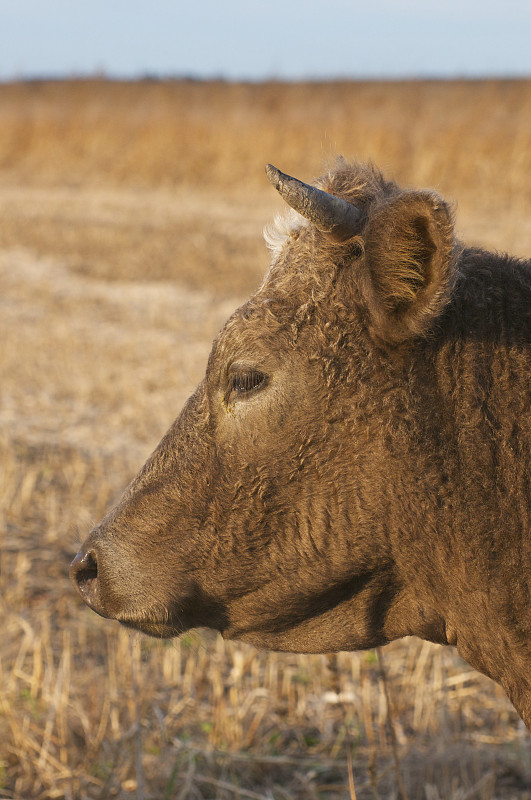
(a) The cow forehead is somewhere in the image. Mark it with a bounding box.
[211,301,292,367]
[209,162,397,368]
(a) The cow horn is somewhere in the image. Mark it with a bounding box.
[265,164,362,242]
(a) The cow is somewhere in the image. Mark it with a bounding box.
[71,160,531,730]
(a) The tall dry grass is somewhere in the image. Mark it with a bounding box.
[0,79,530,799]
[0,79,530,204]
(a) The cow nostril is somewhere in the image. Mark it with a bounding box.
[70,549,102,610]
[76,551,98,585]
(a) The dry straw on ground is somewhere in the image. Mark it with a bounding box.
[0,79,530,799]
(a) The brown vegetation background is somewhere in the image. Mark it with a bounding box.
[0,79,530,800]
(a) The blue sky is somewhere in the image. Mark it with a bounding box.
[1,0,530,81]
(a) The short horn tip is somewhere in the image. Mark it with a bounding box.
[265,163,281,187]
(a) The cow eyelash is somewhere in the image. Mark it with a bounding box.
[226,369,267,402]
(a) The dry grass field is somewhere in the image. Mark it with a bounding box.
[0,78,530,800]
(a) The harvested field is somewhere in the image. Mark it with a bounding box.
[0,78,530,799]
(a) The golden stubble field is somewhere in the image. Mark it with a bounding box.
[0,79,530,800]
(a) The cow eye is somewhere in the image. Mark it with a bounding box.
[226,368,267,403]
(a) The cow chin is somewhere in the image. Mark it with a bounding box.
[120,618,184,639]
[117,591,231,640]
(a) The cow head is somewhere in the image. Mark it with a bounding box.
[71,161,456,654]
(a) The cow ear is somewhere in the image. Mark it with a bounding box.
[359,191,455,344]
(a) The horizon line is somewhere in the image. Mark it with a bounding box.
[1,70,531,86]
